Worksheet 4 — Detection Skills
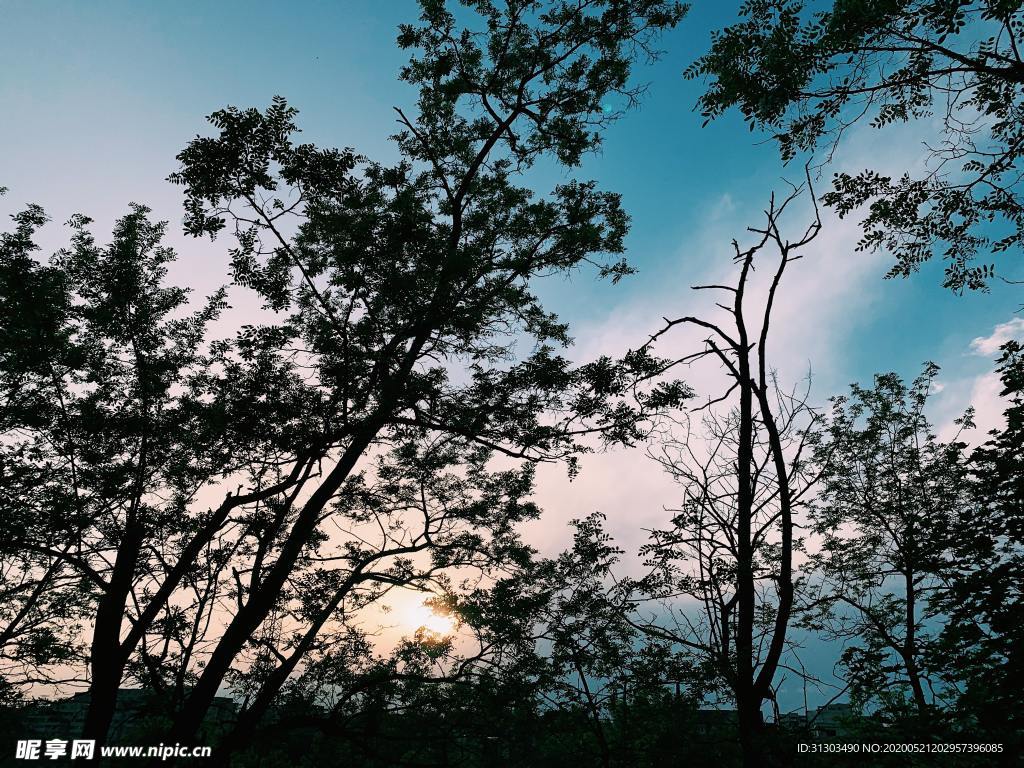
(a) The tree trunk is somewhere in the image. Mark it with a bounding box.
[165,334,428,750]
[83,471,308,747]
[82,520,143,743]
[904,571,928,715]
[165,427,380,745]
[735,315,761,768]
[737,692,764,768]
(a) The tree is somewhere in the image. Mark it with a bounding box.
[635,184,822,767]
[0,201,312,743]
[1,1,691,750]
[443,512,698,768]
[220,512,695,768]
[156,0,688,748]
[210,434,547,761]
[802,364,971,725]
[689,0,1024,292]
[937,340,1024,745]
[0,201,92,699]
[532,514,694,768]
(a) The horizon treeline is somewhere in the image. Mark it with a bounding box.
[1,1,1022,767]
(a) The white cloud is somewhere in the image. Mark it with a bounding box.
[966,370,1007,438]
[934,317,1022,442]
[529,173,894,576]
[931,318,1023,443]
[969,317,1024,357]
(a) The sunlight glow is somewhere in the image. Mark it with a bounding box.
[405,599,456,636]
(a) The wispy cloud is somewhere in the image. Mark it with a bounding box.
[969,317,1024,356]
[933,316,1023,441]
[531,113,986,570]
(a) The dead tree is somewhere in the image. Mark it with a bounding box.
[637,182,822,768]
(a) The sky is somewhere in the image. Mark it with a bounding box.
[3,0,1022,711]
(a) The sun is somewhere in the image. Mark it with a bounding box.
[405,598,456,636]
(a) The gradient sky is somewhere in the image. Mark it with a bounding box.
[2,1,1017,382]
[3,0,1022,711]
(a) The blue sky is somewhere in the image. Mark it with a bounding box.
[3,0,1022,711]
[2,0,1017,385]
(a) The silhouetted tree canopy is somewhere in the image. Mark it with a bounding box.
[937,341,1024,748]
[689,0,1024,292]
[3,2,1023,766]
[1,0,691,761]
[803,364,971,722]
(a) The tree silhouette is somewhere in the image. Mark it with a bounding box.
[636,183,822,767]
[802,364,972,723]
[937,341,1024,748]
[156,0,687,751]
[1,1,691,755]
[0,202,310,742]
[0,202,92,698]
[690,0,1024,292]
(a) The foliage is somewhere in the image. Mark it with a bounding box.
[936,341,1024,747]
[0,202,245,701]
[689,0,1024,292]
[803,364,972,720]
[0,0,689,756]
[5,2,1024,764]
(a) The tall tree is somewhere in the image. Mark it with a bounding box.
[802,364,971,723]
[689,0,1024,293]
[1,0,690,751]
[0,201,92,698]
[161,0,687,746]
[937,340,1024,745]
[533,513,691,768]
[636,185,822,767]
[0,202,314,742]
[445,512,696,768]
